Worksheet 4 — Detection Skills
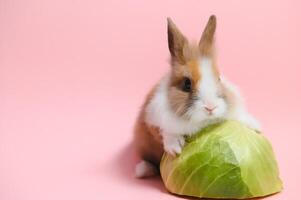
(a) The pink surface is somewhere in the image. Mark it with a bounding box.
[0,0,300,199]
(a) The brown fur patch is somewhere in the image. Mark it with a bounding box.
[133,86,164,166]
[168,57,201,117]
[168,87,190,116]
[187,60,201,88]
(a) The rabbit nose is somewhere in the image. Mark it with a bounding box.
[204,105,217,114]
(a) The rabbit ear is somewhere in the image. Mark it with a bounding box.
[199,15,217,56]
[167,18,188,64]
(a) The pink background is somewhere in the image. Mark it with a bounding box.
[1,0,300,199]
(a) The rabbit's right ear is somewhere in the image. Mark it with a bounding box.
[199,15,217,57]
[167,18,188,64]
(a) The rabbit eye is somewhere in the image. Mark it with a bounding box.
[182,78,192,92]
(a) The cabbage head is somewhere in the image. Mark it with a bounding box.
[160,120,282,199]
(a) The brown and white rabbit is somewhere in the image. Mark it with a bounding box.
[133,15,261,178]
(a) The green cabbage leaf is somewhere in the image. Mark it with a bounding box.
[160,121,282,199]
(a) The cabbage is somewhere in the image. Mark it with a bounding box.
[160,121,282,199]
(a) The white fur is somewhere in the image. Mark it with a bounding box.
[135,160,157,178]
[198,58,219,102]
[145,59,261,155]
[221,77,261,131]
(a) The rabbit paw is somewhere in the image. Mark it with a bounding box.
[239,115,262,133]
[163,134,185,156]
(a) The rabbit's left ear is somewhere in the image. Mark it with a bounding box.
[199,15,217,56]
[167,17,188,64]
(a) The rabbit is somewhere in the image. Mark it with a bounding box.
[133,15,261,178]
